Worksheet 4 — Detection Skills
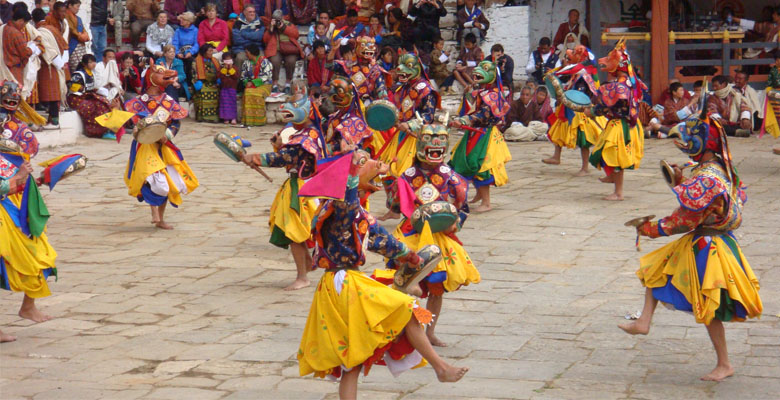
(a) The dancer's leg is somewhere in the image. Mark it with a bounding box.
[285,242,311,291]
[404,317,468,382]
[18,294,52,323]
[542,145,562,165]
[338,367,360,400]
[701,319,734,381]
[618,287,657,335]
[604,170,624,201]
[475,185,491,212]
[575,147,590,176]
[0,329,16,342]
[425,295,446,347]
[155,202,173,229]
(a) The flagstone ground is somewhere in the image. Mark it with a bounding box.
[1,122,779,399]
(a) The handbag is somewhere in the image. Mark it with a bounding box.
[69,43,87,70]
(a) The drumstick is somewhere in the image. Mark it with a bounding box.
[250,164,273,182]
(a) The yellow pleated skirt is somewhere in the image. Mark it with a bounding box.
[637,232,762,325]
[547,107,606,149]
[268,177,319,245]
[589,119,644,170]
[124,142,200,207]
[0,194,57,298]
[298,269,424,378]
[378,130,417,178]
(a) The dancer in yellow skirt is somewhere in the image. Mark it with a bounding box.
[542,45,606,176]
[450,60,511,212]
[298,149,468,398]
[619,118,761,382]
[760,53,780,153]
[242,94,325,290]
[124,65,199,229]
[386,117,480,347]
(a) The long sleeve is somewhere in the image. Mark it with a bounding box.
[197,23,206,46]
[215,21,229,51]
[525,52,536,75]
[638,204,715,238]
[172,29,181,52]
[145,28,161,54]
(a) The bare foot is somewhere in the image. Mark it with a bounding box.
[18,306,52,323]
[618,321,649,335]
[599,175,615,183]
[155,221,174,230]
[700,364,734,382]
[284,278,311,291]
[603,193,624,201]
[774,147,780,155]
[377,211,400,221]
[574,169,589,177]
[542,157,561,165]
[0,330,17,343]
[468,195,482,204]
[407,284,423,297]
[474,204,492,213]
[427,333,448,347]
[435,364,469,382]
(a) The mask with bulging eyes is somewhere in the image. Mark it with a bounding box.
[328,76,354,110]
[415,123,450,164]
[0,80,22,113]
[396,54,422,83]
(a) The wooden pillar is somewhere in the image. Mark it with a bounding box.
[589,0,602,80]
[650,0,669,103]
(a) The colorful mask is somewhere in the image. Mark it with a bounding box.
[328,76,353,110]
[598,38,630,76]
[673,118,720,161]
[472,60,497,85]
[147,64,178,89]
[0,81,22,113]
[396,54,422,84]
[355,36,377,62]
[278,94,311,125]
[566,45,590,65]
[415,123,449,164]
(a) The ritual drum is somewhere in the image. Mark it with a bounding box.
[214,132,247,162]
[278,126,297,145]
[544,73,563,101]
[0,137,22,154]
[365,99,398,131]
[133,111,169,144]
[38,155,88,187]
[410,201,458,234]
[393,244,443,294]
[561,89,592,112]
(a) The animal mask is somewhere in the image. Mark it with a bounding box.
[598,38,630,75]
[147,64,178,89]
[672,119,720,162]
[415,123,449,164]
[396,54,422,84]
[472,60,497,85]
[278,94,311,125]
[0,81,22,113]
[356,36,377,62]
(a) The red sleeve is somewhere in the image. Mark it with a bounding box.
[638,205,711,238]
[284,24,299,39]
[216,21,229,51]
[306,59,320,85]
[552,23,566,48]
[262,30,272,44]
[197,23,206,45]
[131,66,142,91]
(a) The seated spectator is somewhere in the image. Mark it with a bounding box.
[429,36,450,87]
[146,12,175,58]
[367,14,386,45]
[156,44,190,100]
[555,32,579,64]
[263,9,303,94]
[164,0,187,26]
[240,44,273,126]
[692,79,703,98]
[192,43,221,122]
[504,86,544,141]
[378,45,396,87]
[525,37,557,85]
[173,12,200,85]
[65,0,90,70]
[486,43,513,97]
[94,49,124,108]
[553,9,589,49]
[381,8,411,49]
[335,9,367,42]
[232,4,264,70]
[289,0,317,25]
[441,32,483,94]
[306,21,332,59]
[119,52,143,101]
[317,0,345,21]
[534,86,553,121]
[307,41,331,89]
[198,3,230,59]
[457,0,488,46]
[707,74,752,136]
[734,70,763,131]
[308,12,335,52]
[410,0,446,45]
[127,0,160,49]
[657,81,700,138]
[657,78,690,106]
[732,9,780,59]
[67,54,116,139]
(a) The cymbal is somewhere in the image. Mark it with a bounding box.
[624,215,655,227]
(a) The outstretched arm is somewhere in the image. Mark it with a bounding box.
[638,203,718,238]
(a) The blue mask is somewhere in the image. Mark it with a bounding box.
[674,118,708,160]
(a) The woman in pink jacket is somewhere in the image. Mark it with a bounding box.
[197,3,229,57]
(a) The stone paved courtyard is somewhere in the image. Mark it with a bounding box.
[1,122,779,400]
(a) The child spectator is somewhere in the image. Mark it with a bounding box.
[218,53,239,125]
[452,33,483,91]
[306,21,331,60]
[307,40,331,89]
[429,36,450,87]
[368,13,387,45]
[379,46,396,88]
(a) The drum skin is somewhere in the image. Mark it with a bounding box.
[365,100,399,131]
[411,201,458,233]
[214,132,246,162]
[561,89,592,112]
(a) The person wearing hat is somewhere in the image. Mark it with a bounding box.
[173,11,200,85]
[262,9,302,94]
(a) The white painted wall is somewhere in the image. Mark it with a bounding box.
[483,4,530,83]
[528,0,586,51]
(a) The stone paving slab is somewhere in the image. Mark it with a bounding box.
[1,121,779,399]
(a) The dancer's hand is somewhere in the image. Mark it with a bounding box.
[17,161,33,180]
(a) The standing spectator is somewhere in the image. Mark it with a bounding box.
[156,44,190,100]
[217,52,239,124]
[0,0,12,24]
[289,0,317,25]
[525,37,557,85]
[111,0,124,50]
[456,0,488,46]
[164,0,188,26]
[44,2,68,65]
[146,13,175,58]
[308,11,335,49]
[429,35,450,87]
[173,12,200,86]
[239,44,272,126]
[65,0,89,70]
[198,3,230,58]
[660,81,700,136]
[707,74,752,136]
[232,4,264,70]
[451,32,483,91]
[734,70,763,131]
[119,52,143,101]
[33,7,67,129]
[90,0,114,62]
[263,9,302,94]
[486,43,513,96]
[127,0,159,49]
[552,9,589,48]
[306,40,330,88]
[192,43,220,122]
[317,0,344,20]
[410,0,446,45]
[187,0,208,24]
[2,9,33,84]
